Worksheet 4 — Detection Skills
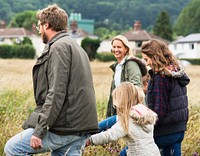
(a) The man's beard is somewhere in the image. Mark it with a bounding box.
[42,32,48,44]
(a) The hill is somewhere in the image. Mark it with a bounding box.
[0,0,190,30]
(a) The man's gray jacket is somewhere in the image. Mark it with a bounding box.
[22,31,98,139]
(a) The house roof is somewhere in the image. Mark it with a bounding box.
[176,33,200,43]
[0,28,33,38]
[123,30,170,44]
[122,20,169,44]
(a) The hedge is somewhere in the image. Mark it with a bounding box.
[0,44,35,59]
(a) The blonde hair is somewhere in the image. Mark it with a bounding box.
[112,82,138,135]
[111,35,131,56]
[141,39,179,75]
[135,86,145,104]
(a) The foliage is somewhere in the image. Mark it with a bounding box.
[12,44,35,59]
[182,104,200,155]
[95,52,116,62]
[1,78,200,156]
[0,44,12,58]
[0,61,200,155]
[9,11,37,31]
[180,58,200,65]
[153,11,173,41]
[173,0,200,36]
[0,0,190,33]
[21,37,33,45]
[94,27,120,40]
[0,89,34,155]
[81,38,101,61]
[0,0,12,23]
[0,44,35,59]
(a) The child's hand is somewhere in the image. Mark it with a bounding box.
[85,138,91,147]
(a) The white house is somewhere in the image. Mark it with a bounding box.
[0,27,45,57]
[97,21,169,55]
[169,33,200,59]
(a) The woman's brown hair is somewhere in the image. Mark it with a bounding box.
[141,39,179,74]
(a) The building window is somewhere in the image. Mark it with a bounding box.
[136,41,142,47]
[189,43,194,49]
[0,37,4,42]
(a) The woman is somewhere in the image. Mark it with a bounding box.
[99,35,147,140]
[86,82,160,156]
[141,39,190,156]
[106,35,147,118]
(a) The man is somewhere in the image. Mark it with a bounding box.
[4,4,98,156]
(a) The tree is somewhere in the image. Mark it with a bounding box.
[9,11,37,31]
[153,11,173,41]
[174,0,200,36]
[81,38,100,61]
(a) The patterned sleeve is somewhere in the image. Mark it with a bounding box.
[153,74,170,122]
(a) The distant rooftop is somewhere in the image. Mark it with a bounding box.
[0,28,33,38]
[123,21,169,44]
[176,33,200,43]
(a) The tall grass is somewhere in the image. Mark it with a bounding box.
[0,59,199,155]
[0,89,34,155]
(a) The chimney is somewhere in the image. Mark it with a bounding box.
[70,20,78,33]
[32,23,37,34]
[0,20,6,29]
[133,20,142,31]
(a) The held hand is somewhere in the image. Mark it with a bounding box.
[85,139,91,147]
[30,135,43,150]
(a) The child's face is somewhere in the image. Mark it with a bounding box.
[142,82,148,94]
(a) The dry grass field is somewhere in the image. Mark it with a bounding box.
[1,58,199,106]
[0,59,199,155]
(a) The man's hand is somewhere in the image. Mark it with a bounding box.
[30,135,43,150]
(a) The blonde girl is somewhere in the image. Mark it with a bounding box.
[86,82,160,156]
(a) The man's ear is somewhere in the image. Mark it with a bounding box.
[44,23,49,30]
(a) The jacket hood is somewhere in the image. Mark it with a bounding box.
[164,65,190,87]
[130,104,157,132]
[150,64,190,87]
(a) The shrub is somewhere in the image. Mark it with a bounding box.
[0,44,12,58]
[181,58,200,65]
[0,44,35,59]
[21,37,33,45]
[96,52,116,62]
[81,37,101,61]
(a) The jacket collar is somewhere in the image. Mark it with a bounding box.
[39,30,69,58]
[110,55,129,71]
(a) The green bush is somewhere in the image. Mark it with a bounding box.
[96,52,116,62]
[181,58,200,65]
[0,44,12,58]
[21,37,33,45]
[81,37,101,61]
[0,44,35,59]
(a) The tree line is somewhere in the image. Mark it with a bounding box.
[0,0,200,40]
